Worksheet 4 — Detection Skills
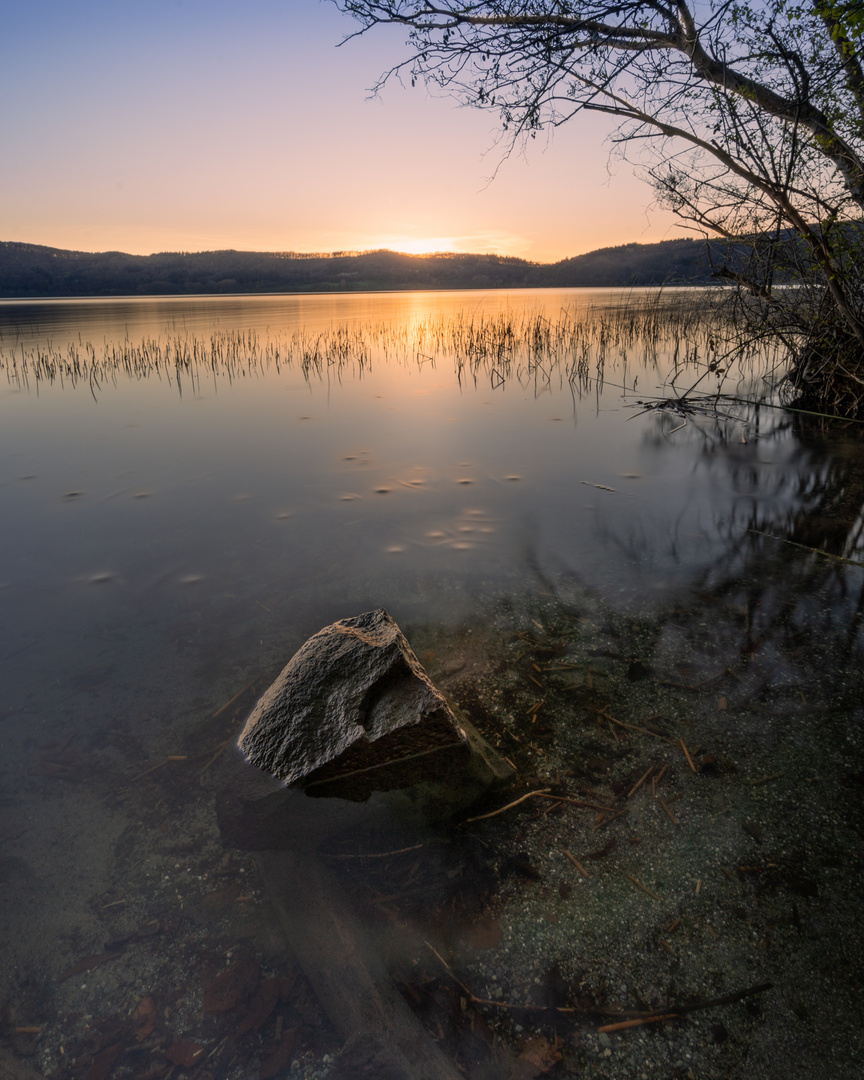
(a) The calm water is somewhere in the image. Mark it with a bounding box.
[0,289,824,708]
[0,290,708,729]
[1,290,862,1077]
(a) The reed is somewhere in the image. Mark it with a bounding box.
[0,290,781,402]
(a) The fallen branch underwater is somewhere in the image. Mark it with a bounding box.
[425,942,772,1031]
[597,982,775,1032]
[748,528,864,569]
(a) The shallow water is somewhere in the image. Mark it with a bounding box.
[1,289,862,1079]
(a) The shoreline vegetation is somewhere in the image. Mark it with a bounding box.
[0,238,721,298]
[0,293,778,412]
[4,290,801,429]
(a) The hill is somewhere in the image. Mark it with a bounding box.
[0,238,719,298]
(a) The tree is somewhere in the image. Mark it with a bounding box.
[335,1,864,416]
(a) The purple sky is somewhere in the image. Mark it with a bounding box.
[2,1,683,262]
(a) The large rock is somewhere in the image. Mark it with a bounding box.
[237,608,512,815]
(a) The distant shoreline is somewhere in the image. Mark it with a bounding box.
[0,283,708,304]
[0,239,722,299]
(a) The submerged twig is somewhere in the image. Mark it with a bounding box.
[748,529,864,569]
[599,1013,679,1033]
[627,874,663,901]
[564,850,590,878]
[463,789,552,823]
[212,677,258,718]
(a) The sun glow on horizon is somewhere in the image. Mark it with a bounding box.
[373,235,461,256]
[364,229,533,258]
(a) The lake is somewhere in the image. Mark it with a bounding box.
[1,289,862,1080]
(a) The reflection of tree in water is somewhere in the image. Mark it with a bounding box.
[532,406,864,741]
[686,412,864,707]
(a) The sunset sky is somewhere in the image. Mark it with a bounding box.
[2,0,683,263]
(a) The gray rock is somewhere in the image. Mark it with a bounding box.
[238,608,513,815]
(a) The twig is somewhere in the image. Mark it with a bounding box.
[212,677,258,719]
[599,1013,678,1033]
[607,715,675,743]
[564,850,590,878]
[199,739,231,779]
[463,789,551,823]
[332,842,428,860]
[680,739,697,773]
[424,942,463,990]
[748,529,864,569]
[627,874,663,901]
[128,756,185,784]
[657,797,680,826]
[749,772,786,785]
[205,1037,228,1062]
[101,754,188,802]
[0,829,28,846]
[593,808,627,829]
[673,981,772,1015]
[654,762,670,786]
[628,766,654,799]
[534,793,617,812]
[596,982,772,1033]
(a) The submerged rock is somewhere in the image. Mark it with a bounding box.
[237,608,512,814]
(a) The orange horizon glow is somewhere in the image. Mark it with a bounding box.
[372,236,460,256]
[3,234,664,266]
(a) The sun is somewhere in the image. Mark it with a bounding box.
[373,235,459,256]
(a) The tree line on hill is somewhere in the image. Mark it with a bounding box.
[0,239,722,298]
